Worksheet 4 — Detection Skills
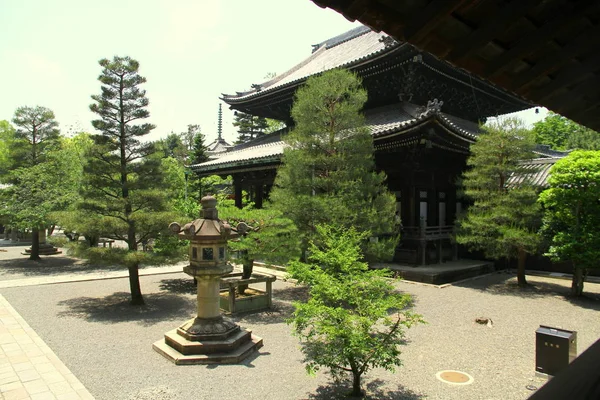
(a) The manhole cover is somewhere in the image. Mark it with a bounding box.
[436,370,474,385]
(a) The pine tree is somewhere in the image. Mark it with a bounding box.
[233,111,268,144]
[86,56,165,305]
[11,106,60,169]
[456,118,541,286]
[269,69,397,260]
[190,129,208,165]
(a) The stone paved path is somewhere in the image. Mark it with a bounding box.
[0,295,94,400]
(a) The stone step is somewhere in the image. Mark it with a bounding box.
[153,334,263,365]
[164,328,252,355]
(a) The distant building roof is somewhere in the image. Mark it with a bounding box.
[509,158,561,188]
[206,138,232,157]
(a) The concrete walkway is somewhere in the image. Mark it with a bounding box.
[0,294,94,400]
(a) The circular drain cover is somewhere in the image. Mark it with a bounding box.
[436,370,474,385]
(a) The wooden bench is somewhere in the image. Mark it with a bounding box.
[98,239,115,248]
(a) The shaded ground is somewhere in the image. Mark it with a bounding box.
[0,244,177,281]
[0,270,598,400]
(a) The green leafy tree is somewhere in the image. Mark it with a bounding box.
[456,118,541,286]
[6,106,61,259]
[0,121,16,179]
[2,136,81,260]
[269,69,397,261]
[182,124,201,156]
[219,205,300,293]
[86,55,170,305]
[265,118,286,134]
[233,111,268,144]
[539,150,600,296]
[51,133,108,246]
[533,112,600,150]
[288,225,423,397]
[158,132,187,162]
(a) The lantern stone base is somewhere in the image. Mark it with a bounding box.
[23,243,61,256]
[153,317,263,365]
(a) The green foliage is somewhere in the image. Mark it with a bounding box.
[86,55,165,304]
[67,243,182,268]
[1,133,80,239]
[457,118,542,264]
[269,69,397,261]
[46,235,68,248]
[539,151,600,295]
[152,232,188,258]
[233,111,268,144]
[219,205,300,266]
[11,106,60,169]
[189,126,209,165]
[86,55,164,252]
[287,225,423,396]
[533,112,600,150]
[0,120,16,179]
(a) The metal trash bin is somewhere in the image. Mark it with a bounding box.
[535,325,577,377]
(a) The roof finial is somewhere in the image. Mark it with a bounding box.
[217,104,223,141]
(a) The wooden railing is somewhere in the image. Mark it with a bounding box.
[402,224,454,240]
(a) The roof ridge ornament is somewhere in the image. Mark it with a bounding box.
[418,98,444,118]
[379,35,397,49]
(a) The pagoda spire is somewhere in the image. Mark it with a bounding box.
[217,104,223,141]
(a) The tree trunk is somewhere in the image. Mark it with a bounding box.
[86,235,99,247]
[47,225,55,236]
[351,370,364,397]
[571,267,586,297]
[238,252,253,295]
[517,247,528,286]
[29,228,41,261]
[128,264,144,305]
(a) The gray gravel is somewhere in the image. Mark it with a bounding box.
[1,270,599,400]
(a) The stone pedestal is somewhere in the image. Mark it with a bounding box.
[153,265,263,364]
[24,230,61,256]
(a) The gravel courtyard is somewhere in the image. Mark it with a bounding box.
[1,260,598,400]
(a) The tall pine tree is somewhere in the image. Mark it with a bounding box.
[86,56,165,305]
[269,69,397,260]
[456,118,541,286]
[233,111,268,144]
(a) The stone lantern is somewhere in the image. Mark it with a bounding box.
[153,195,263,364]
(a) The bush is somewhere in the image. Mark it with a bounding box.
[47,235,68,248]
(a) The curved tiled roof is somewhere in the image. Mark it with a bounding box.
[222,28,395,102]
[192,103,480,173]
[508,158,562,188]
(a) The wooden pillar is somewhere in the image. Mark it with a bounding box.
[234,174,243,209]
[254,183,264,209]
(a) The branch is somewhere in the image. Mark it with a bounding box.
[359,314,403,376]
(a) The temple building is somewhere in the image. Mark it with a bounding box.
[191,26,565,264]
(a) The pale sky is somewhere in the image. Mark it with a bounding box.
[0,0,545,144]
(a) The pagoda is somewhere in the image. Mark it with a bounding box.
[192,26,563,264]
[206,104,232,158]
